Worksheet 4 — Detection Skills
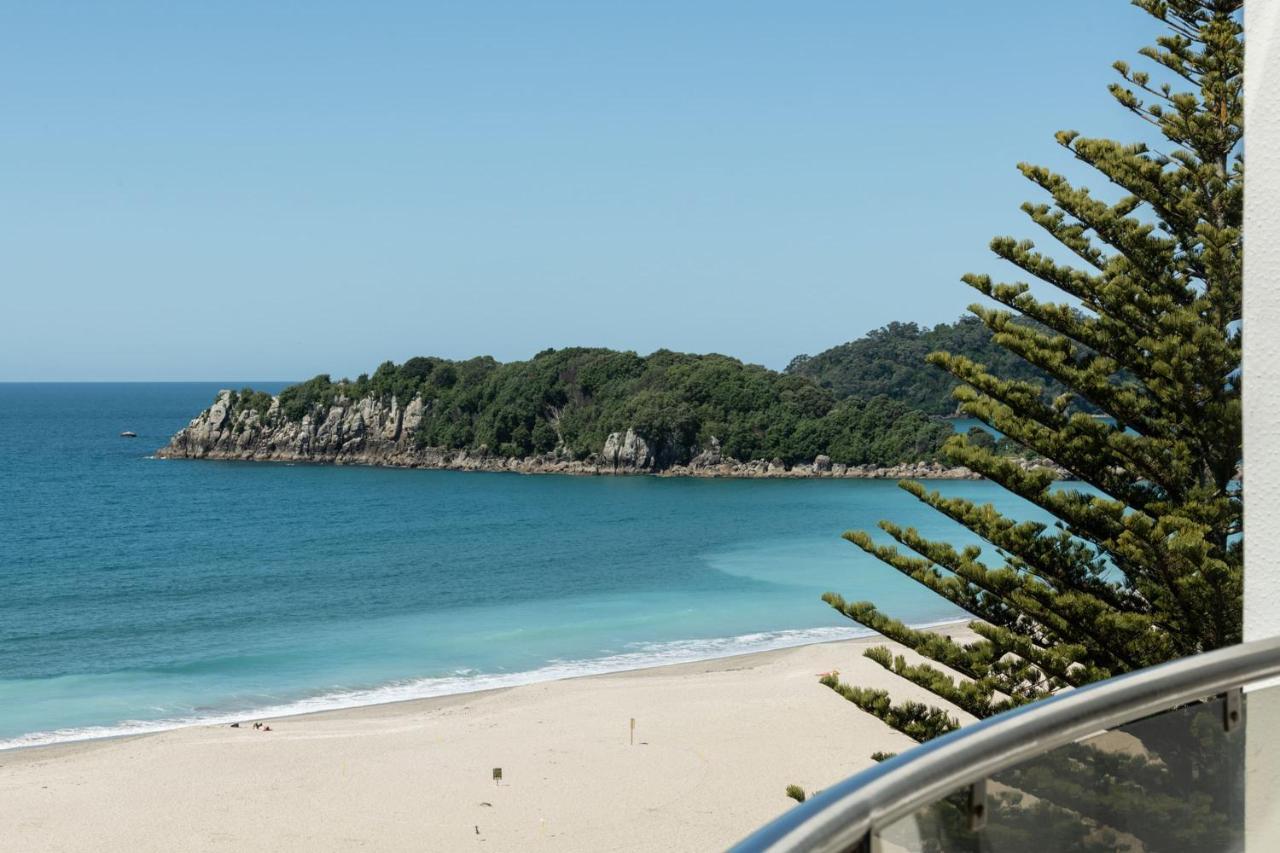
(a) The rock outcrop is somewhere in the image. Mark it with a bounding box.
[158,390,1072,481]
[600,429,653,471]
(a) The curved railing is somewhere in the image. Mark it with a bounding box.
[731,634,1280,853]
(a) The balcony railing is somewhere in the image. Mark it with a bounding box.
[731,634,1280,853]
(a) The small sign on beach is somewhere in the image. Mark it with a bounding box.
[492,767,503,785]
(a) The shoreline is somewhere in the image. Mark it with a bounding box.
[155,445,1073,482]
[0,624,977,852]
[156,444,992,480]
[0,619,970,754]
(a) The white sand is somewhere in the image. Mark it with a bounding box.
[0,627,974,852]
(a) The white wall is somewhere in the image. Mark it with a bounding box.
[1244,0,1280,642]
[1244,6,1280,850]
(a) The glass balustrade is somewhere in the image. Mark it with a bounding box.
[877,693,1246,853]
[731,638,1280,853]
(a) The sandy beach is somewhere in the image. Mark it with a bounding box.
[0,627,975,852]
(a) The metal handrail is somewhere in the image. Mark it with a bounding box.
[730,634,1280,853]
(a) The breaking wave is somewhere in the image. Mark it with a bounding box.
[0,620,962,751]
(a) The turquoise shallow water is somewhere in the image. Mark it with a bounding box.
[0,384,1047,749]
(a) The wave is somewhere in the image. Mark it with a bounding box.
[0,619,965,751]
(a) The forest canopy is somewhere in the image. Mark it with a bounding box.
[238,347,955,467]
[787,315,1057,416]
[223,314,1067,467]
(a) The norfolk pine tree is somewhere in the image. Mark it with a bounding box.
[820,0,1243,758]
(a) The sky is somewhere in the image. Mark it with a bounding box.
[2,1,1160,381]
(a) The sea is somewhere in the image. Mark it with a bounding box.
[0,383,1055,750]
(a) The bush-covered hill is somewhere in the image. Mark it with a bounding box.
[228,348,953,467]
[786,315,1056,416]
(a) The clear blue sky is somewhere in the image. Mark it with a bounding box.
[2,1,1157,381]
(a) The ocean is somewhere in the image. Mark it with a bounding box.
[0,383,1048,749]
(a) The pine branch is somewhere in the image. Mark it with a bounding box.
[819,672,959,743]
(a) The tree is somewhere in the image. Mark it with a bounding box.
[815,0,1243,781]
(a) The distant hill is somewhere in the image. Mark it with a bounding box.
[785,315,1055,416]
[202,347,953,470]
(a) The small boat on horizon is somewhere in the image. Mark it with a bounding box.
[120,431,138,438]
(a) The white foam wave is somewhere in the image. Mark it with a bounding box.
[0,620,964,751]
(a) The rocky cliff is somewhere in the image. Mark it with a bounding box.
[157,389,1066,480]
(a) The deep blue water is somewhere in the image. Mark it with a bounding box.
[0,384,1050,748]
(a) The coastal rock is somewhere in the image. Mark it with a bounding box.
[381,396,403,441]
[689,436,722,469]
[403,396,425,436]
[601,429,653,471]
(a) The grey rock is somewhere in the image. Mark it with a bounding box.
[689,436,722,468]
[601,429,653,470]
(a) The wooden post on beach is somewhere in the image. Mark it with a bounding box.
[629,717,635,746]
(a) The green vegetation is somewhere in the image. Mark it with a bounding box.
[228,305,1125,469]
[787,316,1059,416]
[235,348,954,467]
[225,293,1133,472]
[226,387,274,418]
[798,2,1244,843]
